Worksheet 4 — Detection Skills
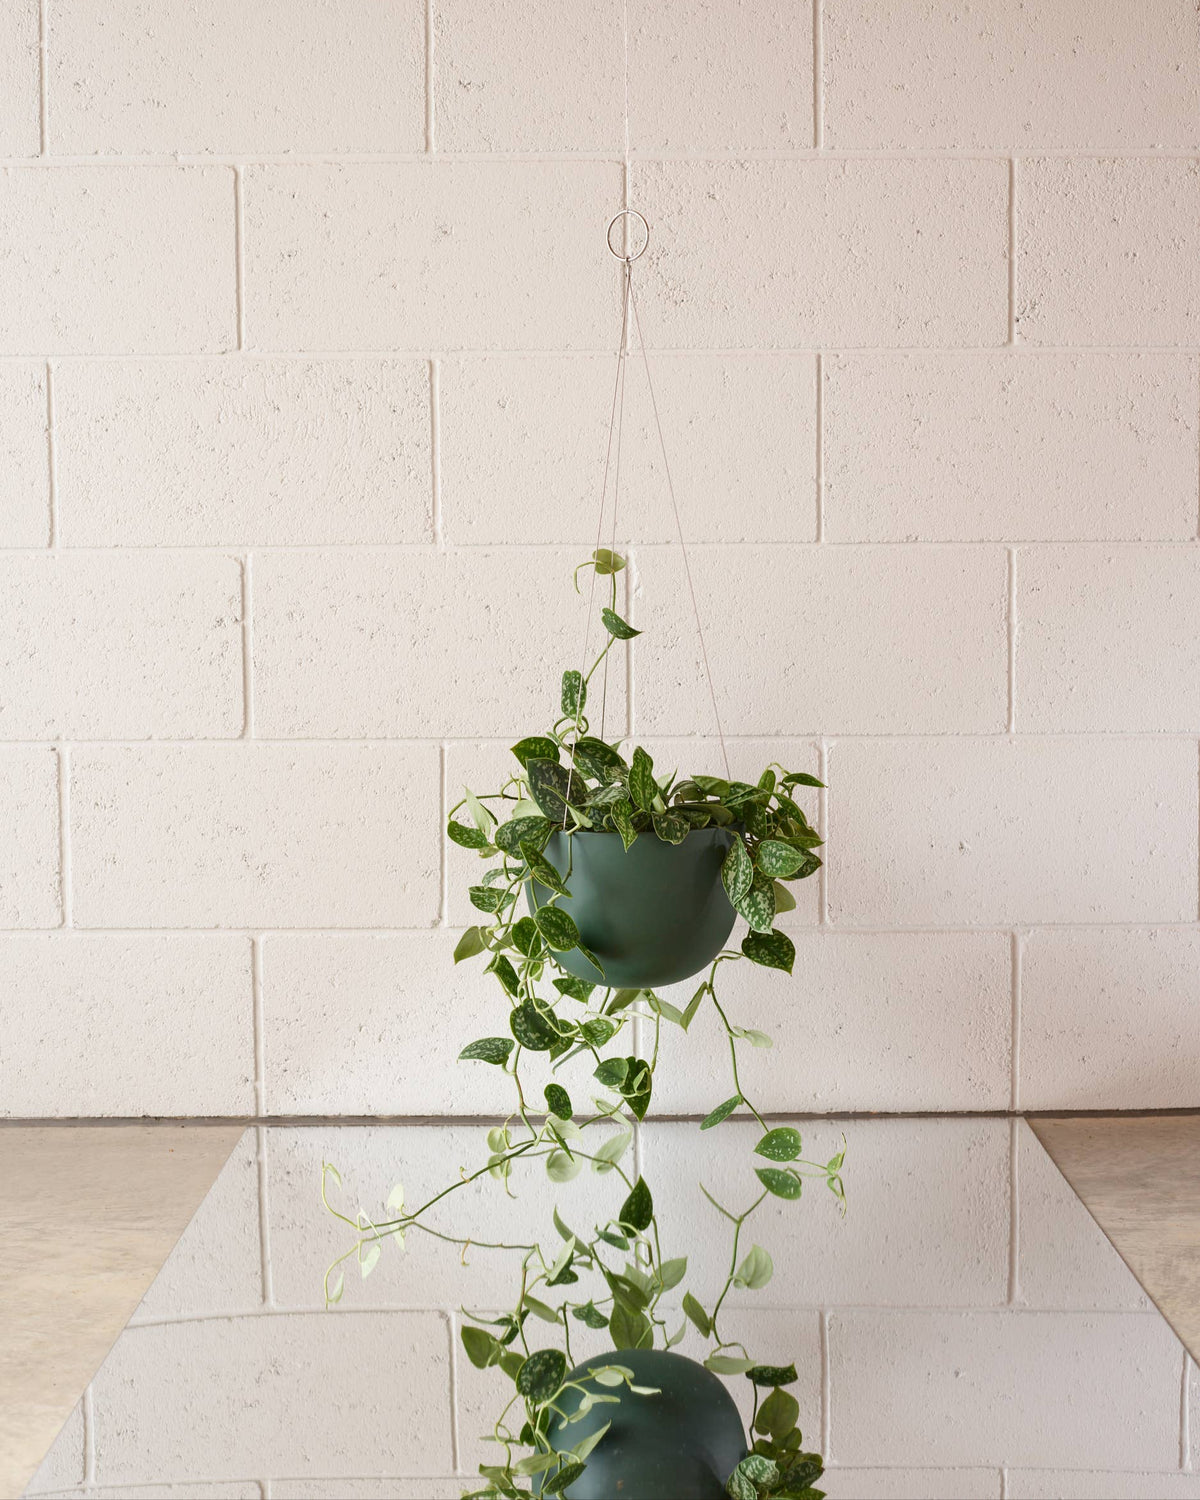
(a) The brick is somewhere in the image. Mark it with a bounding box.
[822,1473,1000,1500]
[48,0,423,153]
[0,748,59,928]
[261,933,513,1115]
[134,1131,261,1320]
[823,354,1198,542]
[244,162,623,352]
[1016,1123,1148,1311]
[633,546,1007,735]
[644,1118,1009,1308]
[266,1124,628,1312]
[627,0,813,152]
[24,1402,84,1495]
[91,1312,452,1482]
[825,0,1200,150]
[829,1310,1182,1467]
[631,160,1008,348]
[0,0,39,156]
[1008,1476,1200,1500]
[70,745,440,928]
[434,0,622,152]
[1021,928,1200,1110]
[440,354,817,546]
[0,167,235,355]
[651,931,1011,1114]
[0,553,243,738]
[54,359,432,547]
[253,550,626,739]
[829,738,1198,926]
[0,934,253,1116]
[1019,546,1200,731]
[0,361,49,545]
[1019,158,1200,346]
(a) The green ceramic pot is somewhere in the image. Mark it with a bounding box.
[525,827,737,989]
[542,1348,747,1499]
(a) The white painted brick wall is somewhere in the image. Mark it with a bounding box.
[9,3,1200,1487]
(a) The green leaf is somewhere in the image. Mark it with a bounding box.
[510,915,543,957]
[773,879,797,914]
[601,607,641,639]
[609,1301,652,1351]
[573,736,628,781]
[700,1094,742,1130]
[734,1244,774,1290]
[512,736,560,768]
[459,1036,514,1066]
[553,975,594,1002]
[463,787,495,835]
[461,1325,501,1369]
[580,1017,616,1047]
[757,839,807,877]
[736,871,776,934]
[682,1291,711,1337]
[658,1256,688,1291]
[705,1354,757,1375]
[592,547,627,576]
[790,850,822,880]
[496,815,553,856]
[610,797,637,851]
[594,1056,629,1089]
[618,1176,653,1233]
[447,820,490,850]
[521,839,570,896]
[756,1166,803,1200]
[453,926,487,964]
[486,953,520,998]
[544,1083,573,1119]
[652,811,690,844]
[732,1454,780,1491]
[511,1002,562,1052]
[591,1131,632,1172]
[526,758,578,821]
[742,929,796,974]
[543,1462,586,1496]
[533,903,581,952]
[606,988,643,1015]
[628,747,657,812]
[516,1348,568,1403]
[746,1362,799,1387]
[571,1421,612,1463]
[726,1464,758,1500]
[561,669,586,719]
[694,775,731,797]
[782,771,825,788]
[546,1149,582,1182]
[682,983,708,1030]
[755,1127,802,1162]
[755,1387,800,1441]
[572,1301,610,1330]
[469,884,510,915]
[721,839,754,904]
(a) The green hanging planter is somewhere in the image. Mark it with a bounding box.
[525,826,737,989]
[542,1348,748,1499]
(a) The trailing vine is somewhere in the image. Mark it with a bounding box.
[324,550,844,1500]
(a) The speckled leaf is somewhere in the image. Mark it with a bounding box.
[652,812,689,844]
[757,839,807,877]
[746,1362,799,1387]
[521,840,569,896]
[735,871,776,933]
[742,929,796,974]
[516,1348,568,1403]
[700,1094,742,1130]
[611,797,637,851]
[447,820,490,850]
[511,736,560,768]
[573,736,628,781]
[496,815,553,856]
[628,747,657,812]
[459,1036,514,1065]
[618,1176,653,1233]
[561,670,586,718]
[756,1167,803,1200]
[722,839,753,904]
[533,903,580,952]
[601,607,641,639]
[544,1083,572,1119]
[526,759,576,821]
[486,953,520,997]
[510,1003,561,1052]
[755,1127,801,1162]
[554,975,594,1002]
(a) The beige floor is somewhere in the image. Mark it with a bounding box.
[0,1123,242,1500]
[1031,1113,1200,1362]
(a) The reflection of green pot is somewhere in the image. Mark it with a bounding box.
[525,828,737,990]
[542,1348,747,1499]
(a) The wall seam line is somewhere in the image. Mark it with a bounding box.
[82,1381,95,1487]
[256,1122,275,1307]
[438,742,449,927]
[37,0,48,156]
[814,351,824,541]
[430,357,443,547]
[446,1309,462,1473]
[44,359,57,546]
[57,744,72,929]
[1006,547,1017,733]
[425,0,436,153]
[812,0,824,150]
[819,1307,831,1457]
[1008,158,1018,344]
[241,553,255,737]
[1183,1352,1193,1469]
[252,935,266,1116]
[234,165,246,351]
[1007,1113,1020,1304]
[1010,930,1022,1113]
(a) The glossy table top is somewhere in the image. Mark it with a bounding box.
[11,1115,1200,1500]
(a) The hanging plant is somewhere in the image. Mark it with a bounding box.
[322,213,845,1500]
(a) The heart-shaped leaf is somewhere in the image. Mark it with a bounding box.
[700,1094,742,1130]
[618,1176,653,1233]
[721,839,754,904]
[742,929,796,974]
[628,747,657,812]
[755,1126,802,1162]
[459,1036,514,1065]
[533,903,581,952]
[516,1348,568,1403]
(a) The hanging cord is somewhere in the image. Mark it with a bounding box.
[599,259,632,745]
[626,261,731,779]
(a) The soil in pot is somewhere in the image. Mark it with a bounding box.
[526,828,737,990]
[543,1348,748,1499]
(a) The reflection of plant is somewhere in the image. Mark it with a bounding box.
[322,551,844,1499]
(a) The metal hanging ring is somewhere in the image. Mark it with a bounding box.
[606,209,650,263]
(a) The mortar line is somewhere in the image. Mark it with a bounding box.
[37,0,48,156]
[12,344,1200,361]
[242,553,255,737]
[438,742,449,926]
[424,0,436,153]
[252,935,266,1116]
[817,738,829,925]
[82,1382,95,1485]
[1197,742,1200,925]
[621,0,631,169]
[1007,1113,1020,1304]
[1007,158,1017,344]
[999,1467,1009,1500]
[430,357,443,547]
[234,166,246,350]
[1184,1352,1193,1469]
[1010,930,1022,1112]
[814,352,824,541]
[57,744,72,928]
[446,1309,462,1472]
[256,1123,275,1306]
[44,359,58,547]
[819,1308,831,1457]
[1006,547,1017,733]
[812,0,824,150]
